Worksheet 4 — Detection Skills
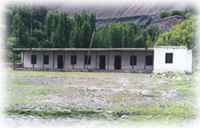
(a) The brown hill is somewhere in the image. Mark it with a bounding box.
[39,0,192,19]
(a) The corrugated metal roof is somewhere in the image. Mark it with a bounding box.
[12,48,154,52]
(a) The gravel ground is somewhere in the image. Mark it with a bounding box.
[5,70,196,127]
[7,73,180,109]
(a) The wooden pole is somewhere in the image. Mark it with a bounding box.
[63,51,65,69]
[87,29,96,69]
[96,52,98,69]
[121,51,122,70]
[22,51,24,68]
[152,51,154,70]
[42,51,44,69]
[144,51,146,70]
[73,51,75,69]
[53,51,55,69]
[107,52,109,70]
[32,51,35,68]
[84,52,86,69]
[13,51,15,70]
[132,51,134,70]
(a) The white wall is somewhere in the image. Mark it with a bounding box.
[23,51,154,70]
[153,47,192,73]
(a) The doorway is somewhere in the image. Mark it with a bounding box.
[114,56,121,70]
[99,55,106,69]
[57,55,63,69]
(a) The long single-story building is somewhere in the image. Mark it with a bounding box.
[12,46,193,73]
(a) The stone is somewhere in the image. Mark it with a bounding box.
[159,104,165,108]
[184,76,189,80]
[116,111,130,117]
[185,71,192,75]
[121,115,129,119]
[157,76,162,78]
[132,111,141,115]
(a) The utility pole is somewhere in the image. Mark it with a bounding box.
[87,29,96,69]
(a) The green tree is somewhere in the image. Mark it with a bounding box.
[45,11,59,41]
[159,11,169,18]
[169,9,183,16]
[155,14,196,49]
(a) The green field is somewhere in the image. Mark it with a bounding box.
[5,68,198,123]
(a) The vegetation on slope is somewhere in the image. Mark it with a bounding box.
[159,8,197,19]
[155,13,197,50]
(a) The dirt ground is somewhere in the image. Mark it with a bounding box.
[12,72,180,108]
[4,69,197,127]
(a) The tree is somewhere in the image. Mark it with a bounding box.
[169,9,183,16]
[146,34,153,47]
[159,11,169,18]
[81,21,92,48]
[45,11,59,41]
[155,14,196,49]
[52,13,72,48]
[11,14,29,47]
[17,6,33,35]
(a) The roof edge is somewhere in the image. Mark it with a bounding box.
[155,46,188,49]
[12,48,154,52]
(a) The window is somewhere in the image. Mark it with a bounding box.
[43,55,49,64]
[85,55,91,65]
[130,55,137,65]
[165,53,173,63]
[31,55,37,64]
[71,55,77,65]
[146,55,153,65]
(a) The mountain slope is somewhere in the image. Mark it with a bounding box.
[40,1,192,19]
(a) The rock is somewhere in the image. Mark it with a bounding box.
[185,71,192,75]
[157,72,161,75]
[159,104,165,108]
[148,115,152,118]
[184,76,189,80]
[157,76,162,78]
[132,111,140,115]
[162,74,166,77]
[176,77,182,81]
[121,115,129,119]
[116,111,130,117]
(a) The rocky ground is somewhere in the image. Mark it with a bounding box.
[4,69,198,127]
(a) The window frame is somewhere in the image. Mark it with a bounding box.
[146,55,153,66]
[31,55,37,64]
[130,55,137,66]
[84,55,91,65]
[43,55,49,65]
[71,55,77,65]
[165,53,173,64]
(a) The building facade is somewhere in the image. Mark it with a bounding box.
[12,46,193,73]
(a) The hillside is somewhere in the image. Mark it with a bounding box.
[33,1,193,29]
[39,0,192,19]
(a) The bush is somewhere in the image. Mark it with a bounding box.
[159,11,169,18]
[169,9,183,16]
[5,50,21,61]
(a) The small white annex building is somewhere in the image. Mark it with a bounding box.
[12,46,193,73]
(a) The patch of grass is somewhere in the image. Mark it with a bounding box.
[6,107,106,119]
[111,102,197,122]
[142,94,155,97]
